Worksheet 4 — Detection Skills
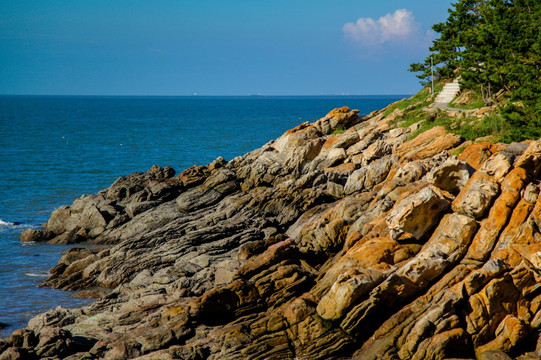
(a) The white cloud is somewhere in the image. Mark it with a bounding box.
[343,9,420,46]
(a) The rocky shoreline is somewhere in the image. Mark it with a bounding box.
[2,104,541,359]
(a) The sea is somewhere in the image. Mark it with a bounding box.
[0,95,405,337]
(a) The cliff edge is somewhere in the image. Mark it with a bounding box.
[3,102,541,360]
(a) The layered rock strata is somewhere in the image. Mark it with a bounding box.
[3,105,541,359]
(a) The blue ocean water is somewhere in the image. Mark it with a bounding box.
[0,95,405,336]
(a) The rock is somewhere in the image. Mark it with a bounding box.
[426,156,474,195]
[0,347,32,360]
[34,326,74,358]
[315,106,360,134]
[481,152,514,180]
[398,213,478,287]
[393,161,426,183]
[344,168,367,194]
[386,185,450,241]
[236,238,299,279]
[9,104,541,360]
[465,168,528,261]
[476,350,513,360]
[344,156,394,195]
[28,306,81,334]
[125,201,160,218]
[147,164,175,180]
[322,131,360,150]
[47,206,78,235]
[458,142,494,169]
[397,126,462,160]
[79,204,108,230]
[492,182,540,252]
[452,171,500,219]
[317,268,388,321]
[20,228,53,242]
[325,148,347,167]
[177,165,209,187]
[476,315,529,354]
[176,169,239,212]
[516,140,541,177]
[362,140,392,164]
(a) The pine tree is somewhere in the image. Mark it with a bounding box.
[410,0,541,141]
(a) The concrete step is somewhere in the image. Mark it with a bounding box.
[435,80,460,104]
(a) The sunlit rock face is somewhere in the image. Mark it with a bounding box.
[7,105,541,360]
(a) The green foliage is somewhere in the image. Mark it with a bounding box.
[455,114,508,140]
[384,83,444,116]
[409,0,541,140]
[500,102,541,141]
[394,105,510,142]
[448,91,486,109]
[450,145,467,156]
[332,126,346,135]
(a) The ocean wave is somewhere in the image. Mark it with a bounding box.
[0,219,14,226]
[25,272,49,277]
[0,219,37,230]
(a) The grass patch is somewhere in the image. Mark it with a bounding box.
[332,125,346,135]
[394,112,428,129]
[408,114,455,140]
[449,90,486,110]
[405,113,509,142]
[454,114,508,141]
[450,145,467,156]
[384,83,445,116]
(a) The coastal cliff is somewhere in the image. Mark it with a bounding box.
[3,102,541,360]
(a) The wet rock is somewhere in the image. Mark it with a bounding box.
[20,228,53,242]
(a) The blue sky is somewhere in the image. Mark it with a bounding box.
[0,1,454,95]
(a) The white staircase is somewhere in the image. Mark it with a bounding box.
[435,79,460,106]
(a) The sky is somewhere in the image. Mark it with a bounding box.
[0,1,455,96]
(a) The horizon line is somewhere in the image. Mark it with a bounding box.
[0,93,412,98]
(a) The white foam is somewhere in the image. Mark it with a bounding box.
[0,219,13,226]
[25,272,49,277]
[0,219,38,231]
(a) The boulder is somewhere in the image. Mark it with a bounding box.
[426,156,474,195]
[47,206,78,235]
[386,185,451,241]
[466,167,528,261]
[397,126,462,160]
[481,152,514,180]
[452,172,500,219]
[458,142,494,169]
[317,268,388,321]
[20,228,53,242]
[325,148,347,167]
[398,213,478,287]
